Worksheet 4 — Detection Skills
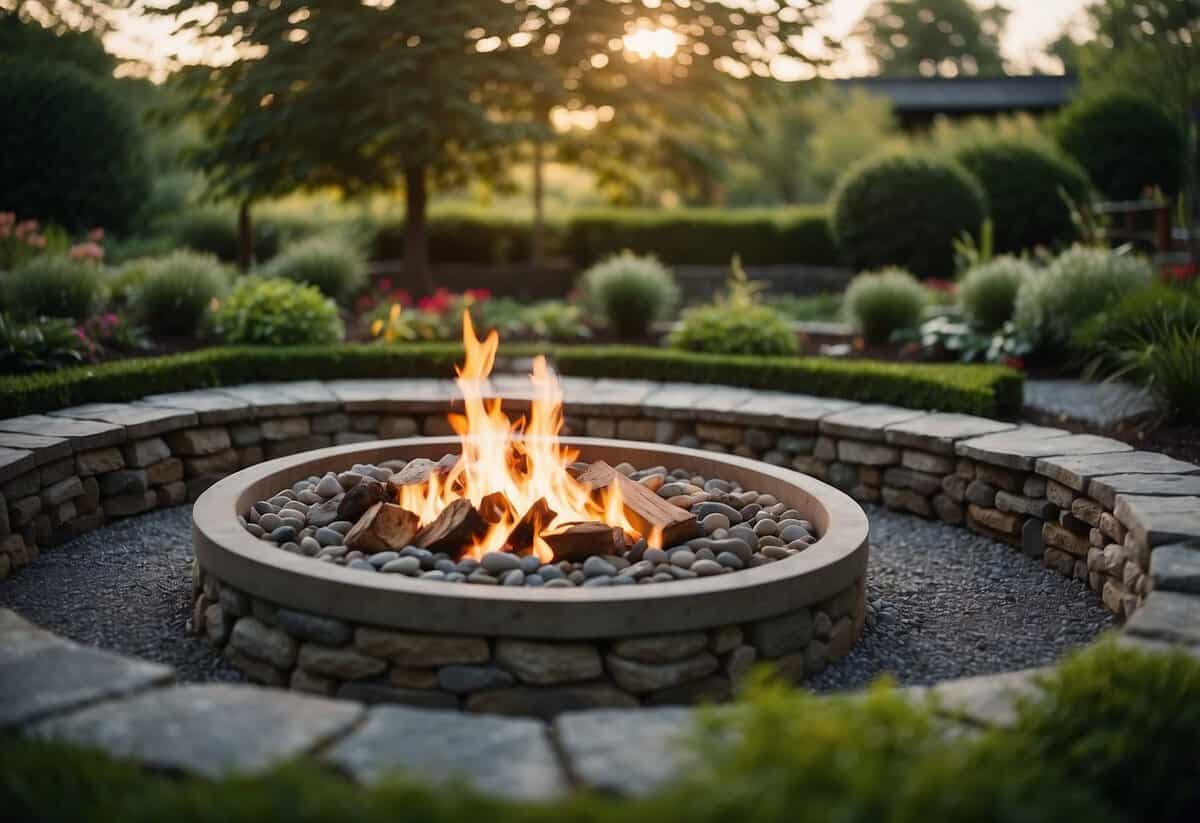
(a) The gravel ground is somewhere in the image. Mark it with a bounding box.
[0,503,1115,688]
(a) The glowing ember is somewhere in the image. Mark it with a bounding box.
[393,312,645,563]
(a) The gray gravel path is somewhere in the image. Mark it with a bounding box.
[0,503,1115,689]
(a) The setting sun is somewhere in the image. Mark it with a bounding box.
[623,26,679,59]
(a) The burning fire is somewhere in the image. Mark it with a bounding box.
[393,312,640,562]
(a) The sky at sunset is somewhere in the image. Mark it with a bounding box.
[102,0,1091,80]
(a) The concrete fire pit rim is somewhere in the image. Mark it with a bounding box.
[193,436,869,638]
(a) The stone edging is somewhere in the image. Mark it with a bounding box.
[1,378,1199,792]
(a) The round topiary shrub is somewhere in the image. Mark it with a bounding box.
[954,141,1090,253]
[579,251,680,339]
[958,256,1036,332]
[132,251,229,337]
[842,267,927,344]
[2,256,104,320]
[1057,92,1186,200]
[261,236,367,303]
[212,276,344,346]
[669,304,798,356]
[0,59,149,233]
[831,154,987,280]
[1013,245,1152,355]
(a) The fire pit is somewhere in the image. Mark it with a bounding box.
[190,316,870,714]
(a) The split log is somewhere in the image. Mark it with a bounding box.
[504,497,557,556]
[387,453,459,496]
[478,491,517,525]
[337,479,386,523]
[575,460,699,548]
[414,498,488,558]
[344,502,421,552]
[542,521,623,562]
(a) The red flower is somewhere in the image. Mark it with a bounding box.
[378,277,393,293]
[1003,356,1025,371]
[465,288,492,302]
[924,278,956,293]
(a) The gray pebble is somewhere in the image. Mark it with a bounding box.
[467,570,499,585]
[245,523,265,539]
[526,574,545,587]
[315,473,343,498]
[716,551,744,569]
[501,569,525,586]
[482,552,521,574]
[538,564,564,581]
[544,578,575,588]
[519,555,541,574]
[270,526,296,543]
[582,576,613,587]
[753,519,779,537]
[701,513,730,534]
[669,550,696,569]
[692,559,724,576]
[693,501,741,523]
[299,537,321,557]
[381,556,421,575]
[643,548,668,565]
[348,559,375,572]
[258,513,282,532]
[315,527,343,547]
[780,524,810,543]
[368,551,399,569]
[421,570,447,581]
[583,556,616,578]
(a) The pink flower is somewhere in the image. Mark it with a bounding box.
[69,241,104,261]
[14,220,38,238]
[0,212,14,228]
[88,228,104,242]
[0,224,9,239]
[27,233,46,249]
[104,313,120,327]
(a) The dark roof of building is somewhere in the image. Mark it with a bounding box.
[833,75,1078,113]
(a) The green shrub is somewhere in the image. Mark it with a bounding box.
[1073,285,1200,371]
[261,236,367,303]
[1057,92,1187,200]
[0,59,149,233]
[170,207,281,263]
[2,255,104,320]
[132,251,229,337]
[0,344,1023,418]
[767,292,843,322]
[671,305,797,357]
[579,252,680,339]
[212,277,344,346]
[843,268,928,344]
[1013,246,1151,355]
[958,257,1035,332]
[831,154,987,280]
[0,313,88,374]
[1016,639,1200,822]
[954,141,1090,253]
[565,207,837,267]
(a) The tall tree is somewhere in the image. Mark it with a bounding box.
[855,0,1009,77]
[162,0,534,288]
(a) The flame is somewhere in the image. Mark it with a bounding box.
[395,311,639,562]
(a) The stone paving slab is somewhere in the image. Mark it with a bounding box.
[884,413,1017,456]
[1114,495,1200,550]
[0,415,126,450]
[139,390,255,424]
[1024,379,1157,428]
[1035,450,1200,493]
[324,705,566,801]
[555,707,695,797]
[1148,541,1200,594]
[50,403,199,439]
[0,446,39,482]
[1089,474,1200,510]
[642,384,755,422]
[820,405,928,442]
[0,609,173,730]
[566,379,661,416]
[725,392,857,430]
[1124,591,1200,646]
[212,383,337,417]
[926,668,1046,728]
[30,683,363,778]
[956,427,1130,471]
[0,432,73,465]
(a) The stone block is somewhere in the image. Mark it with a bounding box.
[103,490,157,518]
[882,486,932,517]
[1089,473,1200,510]
[230,617,298,669]
[975,463,1025,493]
[1021,517,1045,558]
[932,493,965,525]
[1022,476,1047,498]
[820,405,926,442]
[837,440,899,467]
[324,705,565,801]
[99,469,149,496]
[617,418,658,441]
[1070,497,1104,527]
[465,684,638,719]
[995,491,1057,519]
[229,423,263,447]
[9,495,40,528]
[30,683,361,778]
[554,707,693,797]
[882,467,942,496]
[610,632,709,664]
[311,413,352,435]
[1126,590,1200,645]
[884,413,1015,455]
[494,639,603,685]
[748,608,813,657]
[261,417,311,441]
[77,476,100,513]
[901,450,956,475]
[1044,547,1076,576]
[122,437,171,468]
[183,448,240,476]
[39,456,76,486]
[1046,480,1076,509]
[1099,512,1127,543]
[1148,541,1200,594]
[941,474,968,503]
[957,429,1129,472]
[1115,495,1200,552]
[1035,450,1198,492]
[2,469,40,499]
[75,448,124,477]
[167,427,232,456]
[606,652,718,693]
[967,504,1021,536]
[354,627,489,667]
[1042,520,1091,556]
[146,457,184,485]
[41,476,82,506]
[0,414,125,450]
[964,479,997,507]
[298,643,387,680]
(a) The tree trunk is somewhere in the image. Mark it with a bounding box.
[531,139,545,266]
[237,199,253,272]
[404,163,434,294]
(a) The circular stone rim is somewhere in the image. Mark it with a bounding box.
[193,436,870,639]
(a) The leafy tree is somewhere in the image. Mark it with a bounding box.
[162,0,534,288]
[0,8,116,74]
[854,0,1010,77]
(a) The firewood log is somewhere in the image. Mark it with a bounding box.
[478,491,517,525]
[542,521,623,562]
[344,502,420,552]
[504,497,557,555]
[413,498,488,558]
[575,460,699,548]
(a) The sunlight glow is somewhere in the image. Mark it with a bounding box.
[623,26,679,59]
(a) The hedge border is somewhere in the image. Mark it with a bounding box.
[0,344,1022,420]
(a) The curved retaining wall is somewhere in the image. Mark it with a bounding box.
[2,377,1199,694]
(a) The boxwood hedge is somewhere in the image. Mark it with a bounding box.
[2,640,1196,823]
[0,345,1022,419]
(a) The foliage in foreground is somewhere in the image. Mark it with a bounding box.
[0,343,1023,419]
[2,640,1197,823]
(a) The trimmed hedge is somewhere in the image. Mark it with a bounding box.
[565,207,837,267]
[0,345,1023,419]
[2,640,1197,823]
